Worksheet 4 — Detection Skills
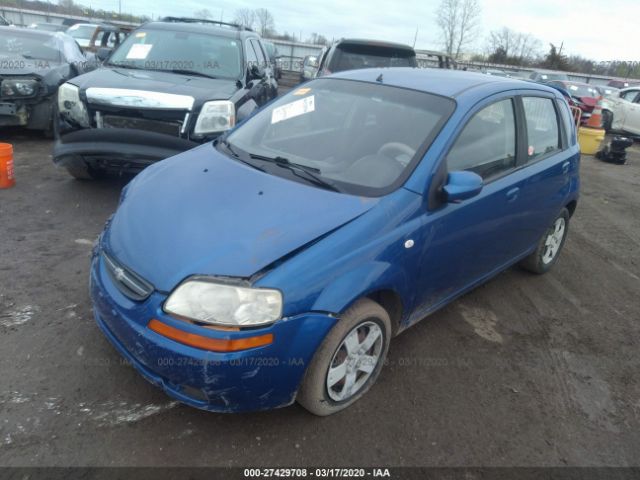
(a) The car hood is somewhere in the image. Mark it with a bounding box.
[104,145,379,292]
[70,67,240,104]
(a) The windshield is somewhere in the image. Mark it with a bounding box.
[332,45,416,72]
[107,28,242,79]
[66,24,96,47]
[0,31,62,62]
[565,83,598,98]
[225,78,454,196]
[537,72,568,81]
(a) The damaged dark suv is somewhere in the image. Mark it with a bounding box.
[0,26,95,135]
[53,17,278,179]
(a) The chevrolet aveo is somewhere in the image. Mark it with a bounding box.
[90,69,580,415]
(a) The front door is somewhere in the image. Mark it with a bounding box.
[413,96,527,315]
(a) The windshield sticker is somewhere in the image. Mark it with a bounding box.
[126,43,152,60]
[293,87,311,96]
[271,96,315,124]
[135,32,147,38]
[569,85,578,91]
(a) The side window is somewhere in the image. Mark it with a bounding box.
[522,97,560,160]
[620,90,639,102]
[245,40,259,70]
[447,99,516,180]
[250,39,267,69]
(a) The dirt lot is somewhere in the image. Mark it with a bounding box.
[0,128,639,467]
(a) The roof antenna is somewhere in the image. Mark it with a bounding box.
[376,73,383,83]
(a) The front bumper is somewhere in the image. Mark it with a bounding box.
[0,96,54,130]
[90,251,337,413]
[53,128,199,174]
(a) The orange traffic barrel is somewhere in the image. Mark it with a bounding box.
[0,143,15,189]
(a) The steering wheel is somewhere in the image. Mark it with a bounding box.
[378,142,416,161]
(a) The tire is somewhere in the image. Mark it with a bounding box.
[519,208,570,274]
[603,110,613,132]
[65,161,104,180]
[297,298,391,416]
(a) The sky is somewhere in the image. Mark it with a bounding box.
[101,0,637,61]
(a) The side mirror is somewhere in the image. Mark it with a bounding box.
[96,47,112,62]
[443,171,483,203]
[249,64,264,80]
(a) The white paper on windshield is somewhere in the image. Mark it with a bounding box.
[126,44,152,60]
[271,96,315,124]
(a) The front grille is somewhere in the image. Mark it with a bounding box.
[102,252,154,301]
[102,115,181,136]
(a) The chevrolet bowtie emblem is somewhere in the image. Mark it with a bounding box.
[113,266,126,282]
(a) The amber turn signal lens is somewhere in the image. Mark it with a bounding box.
[148,319,273,352]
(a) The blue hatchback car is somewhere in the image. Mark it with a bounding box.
[90,68,579,415]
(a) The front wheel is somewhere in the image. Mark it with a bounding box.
[297,298,391,416]
[519,208,570,274]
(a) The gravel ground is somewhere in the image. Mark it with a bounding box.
[0,129,639,467]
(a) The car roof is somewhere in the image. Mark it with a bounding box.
[334,38,414,52]
[330,67,559,99]
[141,20,256,39]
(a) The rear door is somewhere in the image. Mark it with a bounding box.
[623,93,640,135]
[611,89,640,131]
[513,93,578,248]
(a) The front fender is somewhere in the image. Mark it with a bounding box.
[312,261,411,320]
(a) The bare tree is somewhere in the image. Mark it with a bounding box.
[254,8,275,36]
[234,8,255,29]
[193,8,213,20]
[436,0,481,60]
[58,0,76,14]
[486,27,542,65]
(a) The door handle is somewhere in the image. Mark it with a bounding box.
[506,187,520,203]
[562,161,570,174]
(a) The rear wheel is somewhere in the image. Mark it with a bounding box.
[520,208,570,274]
[297,298,391,416]
[603,110,613,132]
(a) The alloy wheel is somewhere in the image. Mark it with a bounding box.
[326,321,384,402]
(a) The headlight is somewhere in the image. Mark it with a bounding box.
[193,100,235,136]
[57,83,90,127]
[164,279,282,327]
[1,78,38,97]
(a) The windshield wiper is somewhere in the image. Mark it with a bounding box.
[159,69,217,79]
[248,154,341,192]
[107,63,144,70]
[215,139,267,173]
